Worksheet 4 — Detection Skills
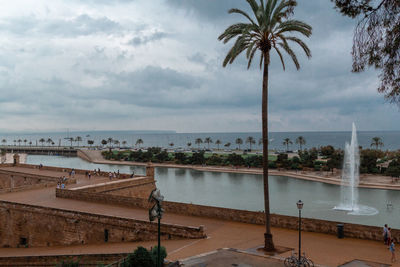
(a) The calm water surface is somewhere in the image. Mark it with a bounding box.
[26,155,399,228]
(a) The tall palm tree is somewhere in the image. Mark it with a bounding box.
[1,139,6,146]
[218,0,312,251]
[88,140,94,147]
[195,138,203,149]
[283,138,292,151]
[23,139,27,146]
[370,137,384,150]
[17,139,22,146]
[46,138,53,146]
[122,140,127,147]
[114,140,120,148]
[136,138,144,148]
[204,137,213,150]
[215,139,222,150]
[224,142,231,149]
[295,136,306,151]
[107,137,113,148]
[246,136,256,150]
[101,139,108,147]
[187,142,192,150]
[235,138,243,150]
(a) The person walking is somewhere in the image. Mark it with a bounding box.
[383,224,389,245]
[390,238,396,262]
[388,228,392,247]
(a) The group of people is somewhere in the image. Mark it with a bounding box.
[383,224,396,262]
[108,170,120,180]
[56,176,68,189]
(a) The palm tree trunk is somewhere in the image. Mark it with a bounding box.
[262,52,274,251]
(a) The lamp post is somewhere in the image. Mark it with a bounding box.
[149,189,164,267]
[297,200,304,266]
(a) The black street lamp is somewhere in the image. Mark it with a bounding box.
[149,189,164,267]
[296,200,304,266]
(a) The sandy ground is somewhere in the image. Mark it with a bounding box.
[0,166,398,266]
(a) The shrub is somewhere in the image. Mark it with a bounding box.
[151,246,167,265]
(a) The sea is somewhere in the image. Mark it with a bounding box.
[1,130,400,151]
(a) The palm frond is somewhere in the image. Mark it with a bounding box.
[273,45,286,70]
[278,40,300,69]
[286,36,311,58]
[229,8,257,26]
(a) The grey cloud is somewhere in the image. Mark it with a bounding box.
[127,31,167,46]
[0,14,121,37]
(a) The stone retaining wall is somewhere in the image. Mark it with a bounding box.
[0,253,129,266]
[56,188,395,242]
[0,200,205,248]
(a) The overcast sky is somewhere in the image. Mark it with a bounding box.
[0,0,398,133]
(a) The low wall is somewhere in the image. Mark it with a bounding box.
[56,188,394,242]
[71,177,155,198]
[0,253,129,266]
[0,200,205,248]
[0,169,75,193]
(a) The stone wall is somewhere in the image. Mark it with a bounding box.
[74,177,155,198]
[0,169,75,193]
[0,253,129,266]
[0,200,205,248]
[56,188,395,242]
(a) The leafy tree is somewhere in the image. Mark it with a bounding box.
[370,136,384,150]
[320,145,335,157]
[169,142,174,149]
[136,138,144,148]
[191,151,206,165]
[215,139,222,150]
[386,158,400,178]
[235,138,243,150]
[227,153,245,166]
[332,0,400,104]
[195,138,203,149]
[224,142,231,149]
[360,149,379,173]
[75,136,82,147]
[295,136,306,151]
[114,140,120,148]
[204,137,213,150]
[121,246,154,267]
[282,138,292,152]
[246,136,256,150]
[151,246,167,266]
[218,0,311,250]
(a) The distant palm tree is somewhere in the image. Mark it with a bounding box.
[122,140,127,147]
[195,138,203,149]
[295,136,306,151]
[169,142,174,149]
[23,139,27,146]
[29,141,32,147]
[101,139,108,147]
[39,138,45,147]
[204,137,213,150]
[65,137,74,147]
[17,139,22,146]
[215,139,222,150]
[235,138,243,150]
[258,138,263,146]
[13,140,16,146]
[187,142,192,149]
[136,138,144,148]
[218,0,312,251]
[88,140,94,147]
[75,136,82,147]
[283,138,292,152]
[1,139,6,146]
[371,137,384,150]
[107,137,113,148]
[224,142,231,149]
[46,138,53,146]
[114,140,120,148]
[246,136,256,150]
